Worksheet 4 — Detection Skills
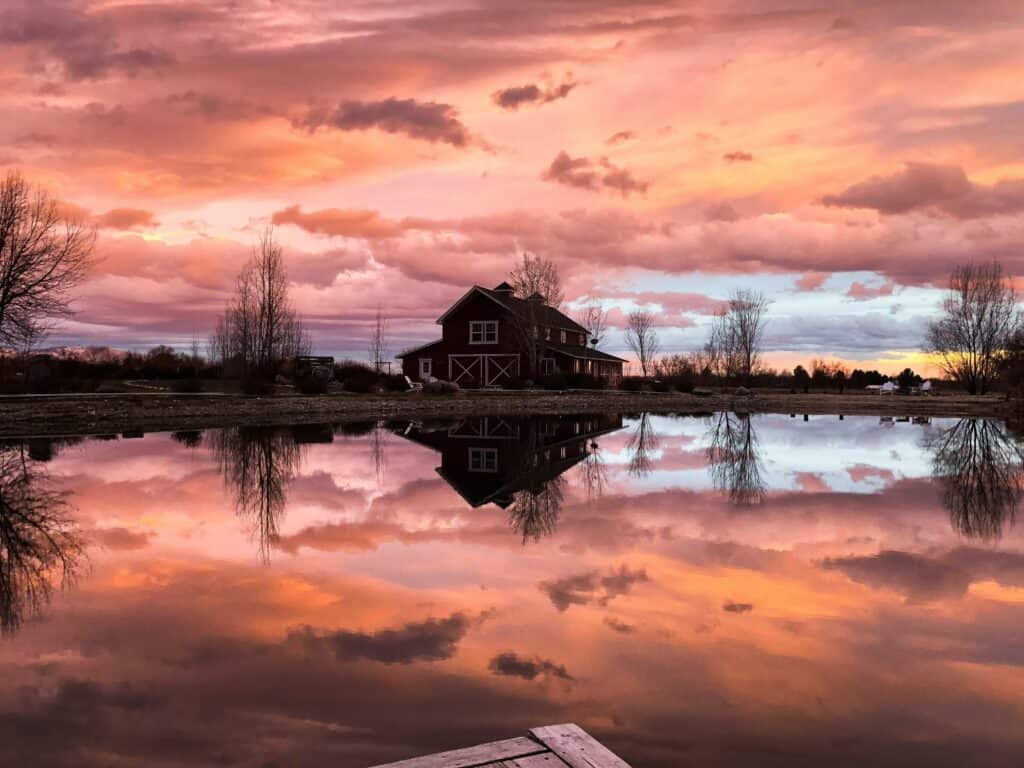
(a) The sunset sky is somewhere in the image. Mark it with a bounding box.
[5,0,1024,372]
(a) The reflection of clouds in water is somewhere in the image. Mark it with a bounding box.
[6,415,1024,766]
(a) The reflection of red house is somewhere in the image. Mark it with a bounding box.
[397,282,625,386]
[397,414,624,508]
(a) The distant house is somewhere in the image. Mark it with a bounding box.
[397,282,625,386]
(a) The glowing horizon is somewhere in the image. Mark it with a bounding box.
[4,1,1024,375]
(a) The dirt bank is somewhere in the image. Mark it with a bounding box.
[0,389,1013,438]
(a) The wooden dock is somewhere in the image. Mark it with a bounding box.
[369,723,631,768]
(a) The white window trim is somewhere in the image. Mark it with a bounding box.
[560,330,567,343]
[469,320,498,345]
[540,357,556,375]
[468,447,498,473]
[419,358,432,377]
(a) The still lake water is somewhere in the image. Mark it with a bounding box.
[3,412,1024,767]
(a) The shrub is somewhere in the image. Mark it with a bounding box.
[618,376,650,392]
[565,372,605,390]
[504,376,529,390]
[296,373,328,395]
[424,379,459,395]
[341,367,380,393]
[537,372,568,390]
[241,374,273,396]
[381,374,410,392]
[171,377,203,393]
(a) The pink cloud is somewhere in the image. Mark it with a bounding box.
[96,208,159,230]
[796,272,828,291]
[823,163,1024,219]
[846,281,895,301]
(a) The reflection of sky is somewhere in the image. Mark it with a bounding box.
[2,415,1024,767]
[605,414,958,495]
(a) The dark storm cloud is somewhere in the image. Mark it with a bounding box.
[488,652,574,681]
[540,564,649,612]
[296,98,476,147]
[492,80,578,109]
[822,162,1024,219]
[541,152,648,197]
[288,612,474,663]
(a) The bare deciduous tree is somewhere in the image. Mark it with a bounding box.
[509,251,564,307]
[707,289,770,385]
[926,260,1021,395]
[0,172,95,348]
[368,305,389,372]
[581,304,608,348]
[210,228,310,383]
[625,310,660,376]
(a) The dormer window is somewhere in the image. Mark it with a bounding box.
[544,328,551,341]
[469,321,498,344]
[580,334,586,346]
[560,330,567,343]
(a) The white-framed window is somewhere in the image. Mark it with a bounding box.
[544,328,551,340]
[560,330,567,343]
[580,334,586,346]
[469,321,498,344]
[419,358,432,378]
[468,447,498,472]
[540,358,555,375]
[560,446,567,459]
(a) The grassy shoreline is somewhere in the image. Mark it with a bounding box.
[0,389,1013,439]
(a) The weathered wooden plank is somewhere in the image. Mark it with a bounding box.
[529,724,631,768]
[490,753,570,767]
[488,754,569,767]
[369,736,548,768]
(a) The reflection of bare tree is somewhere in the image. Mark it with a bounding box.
[928,419,1024,540]
[210,427,304,563]
[578,440,608,501]
[626,413,660,478]
[0,445,84,635]
[370,421,386,483]
[707,412,766,505]
[508,474,565,543]
[507,420,567,543]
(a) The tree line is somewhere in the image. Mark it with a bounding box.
[2,169,1023,397]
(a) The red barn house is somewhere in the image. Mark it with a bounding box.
[398,282,625,386]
